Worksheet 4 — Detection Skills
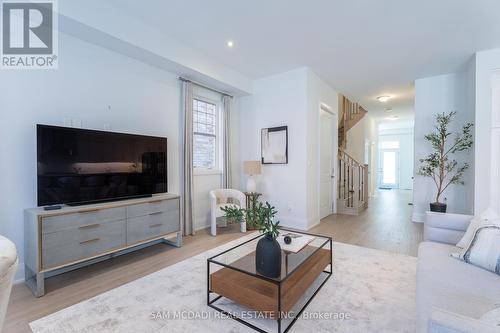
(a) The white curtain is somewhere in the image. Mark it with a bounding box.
[181,80,195,235]
[222,95,232,189]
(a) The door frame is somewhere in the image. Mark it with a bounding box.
[378,148,400,189]
[318,103,337,220]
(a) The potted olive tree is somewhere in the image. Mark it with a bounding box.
[222,201,281,278]
[418,111,473,213]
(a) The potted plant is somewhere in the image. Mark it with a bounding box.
[417,111,473,213]
[246,192,262,230]
[222,201,281,278]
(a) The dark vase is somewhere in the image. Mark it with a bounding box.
[430,202,447,213]
[255,234,282,278]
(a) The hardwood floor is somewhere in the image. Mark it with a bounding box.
[5,189,422,332]
[311,189,423,257]
[4,226,251,333]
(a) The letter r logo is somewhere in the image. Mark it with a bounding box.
[2,2,53,54]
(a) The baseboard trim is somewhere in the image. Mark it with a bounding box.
[195,223,211,232]
[194,216,210,232]
[307,220,321,230]
[13,262,25,284]
[277,216,309,231]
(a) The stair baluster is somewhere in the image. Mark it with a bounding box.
[337,148,369,215]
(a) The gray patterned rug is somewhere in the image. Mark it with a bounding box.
[30,233,417,333]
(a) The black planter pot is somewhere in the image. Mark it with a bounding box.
[255,234,282,278]
[430,202,447,213]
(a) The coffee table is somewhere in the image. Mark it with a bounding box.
[207,228,332,333]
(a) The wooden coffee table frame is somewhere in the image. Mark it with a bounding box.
[207,228,332,333]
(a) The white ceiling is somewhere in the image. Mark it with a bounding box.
[107,0,500,119]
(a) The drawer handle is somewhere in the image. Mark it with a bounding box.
[78,208,101,214]
[80,238,100,245]
[150,200,164,204]
[149,211,163,216]
[149,223,162,228]
[79,223,101,230]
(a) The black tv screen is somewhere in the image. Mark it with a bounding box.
[37,125,167,206]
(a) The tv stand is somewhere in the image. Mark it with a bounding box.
[65,194,153,207]
[24,194,181,297]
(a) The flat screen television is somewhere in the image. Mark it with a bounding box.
[37,125,167,206]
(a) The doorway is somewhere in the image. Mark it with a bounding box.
[319,106,337,219]
[379,149,399,188]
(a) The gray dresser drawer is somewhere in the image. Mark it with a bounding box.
[127,198,179,218]
[42,207,126,234]
[42,219,126,269]
[127,209,180,245]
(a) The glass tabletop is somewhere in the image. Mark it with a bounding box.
[208,228,331,282]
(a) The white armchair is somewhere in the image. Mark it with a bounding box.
[0,235,17,332]
[209,189,247,236]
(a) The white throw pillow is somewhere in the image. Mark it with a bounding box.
[452,225,500,275]
[456,208,500,248]
[480,307,500,327]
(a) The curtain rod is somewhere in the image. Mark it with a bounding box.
[178,77,233,98]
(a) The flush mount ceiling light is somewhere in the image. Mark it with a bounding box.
[226,40,234,48]
[377,95,391,103]
[385,115,399,121]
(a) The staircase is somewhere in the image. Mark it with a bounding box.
[337,148,369,215]
[337,94,369,215]
[338,94,368,148]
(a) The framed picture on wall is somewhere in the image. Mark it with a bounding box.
[261,126,288,164]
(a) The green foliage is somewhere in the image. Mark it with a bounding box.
[245,193,262,229]
[221,199,280,239]
[417,111,473,203]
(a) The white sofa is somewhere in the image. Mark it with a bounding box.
[0,235,18,332]
[417,212,500,333]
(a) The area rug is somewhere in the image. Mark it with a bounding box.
[30,233,417,333]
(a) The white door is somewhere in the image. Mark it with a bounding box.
[379,149,399,188]
[320,109,335,219]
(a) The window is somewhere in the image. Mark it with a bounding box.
[379,140,400,149]
[193,98,218,169]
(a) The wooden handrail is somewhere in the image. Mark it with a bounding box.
[338,94,368,150]
[338,148,365,168]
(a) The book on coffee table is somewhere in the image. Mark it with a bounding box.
[277,232,316,253]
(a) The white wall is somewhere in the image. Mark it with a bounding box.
[413,72,474,222]
[413,48,500,218]
[305,71,339,229]
[238,68,309,229]
[364,117,378,196]
[344,115,379,196]
[0,33,241,280]
[473,49,500,213]
[238,68,339,230]
[489,71,500,214]
[345,117,367,163]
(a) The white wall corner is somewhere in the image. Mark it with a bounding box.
[412,212,425,223]
[307,219,321,231]
[195,218,211,232]
[13,262,25,284]
[278,216,310,231]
